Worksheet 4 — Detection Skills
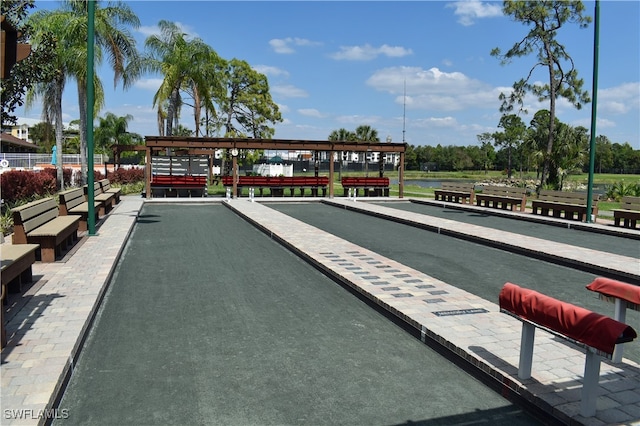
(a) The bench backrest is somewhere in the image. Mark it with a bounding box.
[83,181,105,196]
[538,189,599,205]
[151,175,207,186]
[480,185,527,197]
[341,177,389,186]
[99,179,112,191]
[440,182,474,192]
[499,282,636,355]
[222,176,329,186]
[152,155,208,176]
[58,188,86,211]
[620,196,640,211]
[11,198,60,233]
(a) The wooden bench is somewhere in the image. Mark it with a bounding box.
[99,179,122,204]
[475,185,527,212]
[1,243,39,294]
[531,189,599,222]
[434,182,475,204]
[84,182,116,216]
[11,198,80,262]
[222,176,329,197]
[1,243,39,348]
[499,282,637,417]
[150,175,207,198]
[341,177,390,197]
[612,196,640,229]
[58,187,101,232]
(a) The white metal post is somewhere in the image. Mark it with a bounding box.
[612,298,626,363]
[518,322,536,380]
[580,349,602,417]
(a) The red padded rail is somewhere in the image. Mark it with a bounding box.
[151,175,206,187]
[586,277,640,305]
[341,177,389,187]
[221,176,329,186]
[499,282,636,355]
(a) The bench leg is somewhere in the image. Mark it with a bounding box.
[580,350,602,417]
[518,322,536,380]
[611,299,627,363]
[40,246,57,263]
[1,285,5,348]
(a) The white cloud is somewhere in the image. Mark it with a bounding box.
[277,103,290,114]
[331,44,413,61]
[336,115,382,125]
[446,0,503,26]
[298,108,326,118]
[598,82,640,114]
[253,65,290,78]
[134,78,163,92]
[271,84,309,98]
[412,116,458,129]
[269,37,321,54]
[368,66,496,111]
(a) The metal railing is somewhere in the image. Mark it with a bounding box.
[0,153,106,169]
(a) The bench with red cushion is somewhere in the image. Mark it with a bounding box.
[222,176,329,197]
[341,177,390,197]
[150,175,207,197]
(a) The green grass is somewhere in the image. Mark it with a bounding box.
[207,171,639,221]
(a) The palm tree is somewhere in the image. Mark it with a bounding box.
[130,20,215,137]
[328,128,355,141]
[354,125,379,142]
[67,0,139,184]
[26,10,74,188]
[27,0,139,186]
[184,50,224,137]
[94,112,134,155]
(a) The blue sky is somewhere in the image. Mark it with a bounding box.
[19,1,640,148]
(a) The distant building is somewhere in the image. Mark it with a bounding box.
[0,132,38,153]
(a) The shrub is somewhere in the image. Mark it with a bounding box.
[0,170,57,204]
[108,167,144,185]
[40,167,73,188]
[604,181,640,201]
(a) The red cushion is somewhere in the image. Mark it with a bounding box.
[499,282,636,354]
[586,277,640,305]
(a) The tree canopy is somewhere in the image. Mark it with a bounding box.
[1,0,57,126]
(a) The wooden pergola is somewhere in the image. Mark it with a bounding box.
[116,136,407,198]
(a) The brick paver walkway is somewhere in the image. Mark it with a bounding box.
[1,196,639,425]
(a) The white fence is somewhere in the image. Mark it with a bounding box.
[0,153,107,169]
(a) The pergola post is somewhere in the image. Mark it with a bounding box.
[329,149,335,198]
[145,147,152,199]
[398,151,405,198]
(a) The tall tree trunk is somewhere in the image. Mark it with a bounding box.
[54,76,64,190]
[193,86,201,137]
[157,108,165,136]
[539,42,557,191]
[77,83,88,185]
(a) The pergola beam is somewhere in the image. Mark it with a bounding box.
[144,136,406,153]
